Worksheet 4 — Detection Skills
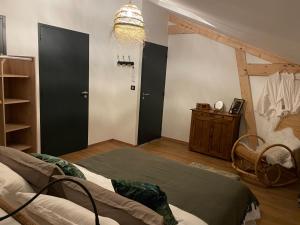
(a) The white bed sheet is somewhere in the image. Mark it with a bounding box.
[75,165,260,225]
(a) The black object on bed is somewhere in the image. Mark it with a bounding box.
[78,148,259,225]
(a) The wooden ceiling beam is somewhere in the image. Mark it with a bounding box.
[169,14,291,64]
[168,25,194,35]
[247,63,300,76]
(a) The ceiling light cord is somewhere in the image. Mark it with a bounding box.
[0,178,100,225]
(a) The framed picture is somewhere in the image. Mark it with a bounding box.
[229,98,245,114]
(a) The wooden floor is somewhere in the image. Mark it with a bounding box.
[62,138,300,225]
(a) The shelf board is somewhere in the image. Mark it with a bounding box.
[0,55,33,61]
[1,98,30,105]
[1,74,30,78]
[5,123,30,133]
[7,144,31,151]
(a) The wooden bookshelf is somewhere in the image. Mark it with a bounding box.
[7,144,31,151]
[0,56,37,152]
[1,74,30,78]
[5,123,31,133]
[1,98,30,104]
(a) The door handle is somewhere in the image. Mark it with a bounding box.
[81,91,89,99]
[142,92,150,100]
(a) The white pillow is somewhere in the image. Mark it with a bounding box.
[0,162,34,196]
[0,208,22,225]
[16,192,119,225]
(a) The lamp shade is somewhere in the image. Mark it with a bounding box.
[113,3,145,43]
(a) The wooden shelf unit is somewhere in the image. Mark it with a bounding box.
[1,74,30,78]
[1,98,30,104]
[5,123,31,133]
[0,56,37,153]
[7,144,31,152]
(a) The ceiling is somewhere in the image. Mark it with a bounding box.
[148,0,300,64]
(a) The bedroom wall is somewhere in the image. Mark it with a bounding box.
[142,0,169,46]
[0,0,140,149]
[111,1,169,145]
[162,33,281,142]
[0,0,169,149]
[162,34,242,142]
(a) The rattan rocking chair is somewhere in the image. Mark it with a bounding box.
[231,134,299,187]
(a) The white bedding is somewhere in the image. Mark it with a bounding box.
[0,208,21,225]
[0,161,119,225]
[75,165,260,225]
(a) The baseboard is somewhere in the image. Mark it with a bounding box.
[161,136,189,145]
[88,139,137,148]
[89,137,188,148]
[88,139,114,148]
[111,139,137,147]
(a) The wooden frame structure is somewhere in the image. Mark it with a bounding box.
[169,14,300,140]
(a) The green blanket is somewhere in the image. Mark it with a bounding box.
[78,148,258,225]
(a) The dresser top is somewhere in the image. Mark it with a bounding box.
[191,108,241,117]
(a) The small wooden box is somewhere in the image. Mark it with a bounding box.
[196,103,211,111]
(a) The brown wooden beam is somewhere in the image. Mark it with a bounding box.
[168,25,194,35]
[247,63,300,76]
[235,49,258,142]
[169,14,291,64]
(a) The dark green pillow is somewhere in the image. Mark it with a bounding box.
[31,153,86,180]
[111,180,178,225]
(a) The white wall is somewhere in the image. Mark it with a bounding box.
[162,34,242,142]
[0,0,168,149]
[142,0,169,46]
[162,33,281,142]
[111,1,169,145]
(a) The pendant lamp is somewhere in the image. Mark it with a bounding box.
[113,2,145,43]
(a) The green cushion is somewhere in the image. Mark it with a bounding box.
[31,153,86,180]
[112,179,178,225]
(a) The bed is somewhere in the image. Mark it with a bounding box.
[0,146,260,225]
[76,148,260,225]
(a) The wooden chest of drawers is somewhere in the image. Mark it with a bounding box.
[189,109,241,161]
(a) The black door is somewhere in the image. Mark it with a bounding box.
[39,24,89,156]
[138,42,168,145]
[0,16,6,55]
